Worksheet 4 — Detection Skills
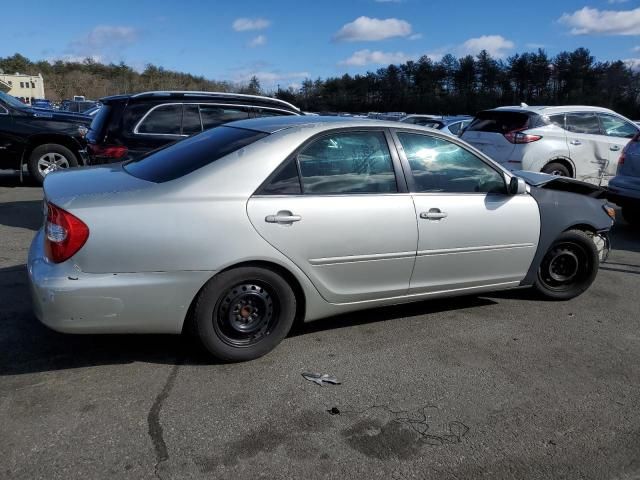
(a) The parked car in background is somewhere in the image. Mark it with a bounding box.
[608,133,640,226]
[82,105,101,116]
[0,90,91,183]
[31,99,53,110]
[461,105,639,184]
[85,91,301,164]
[400,115,472,136]
[29,116,614,361]
[60,99,98,113]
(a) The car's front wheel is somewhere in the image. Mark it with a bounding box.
[193,266,296,362]
[28,144,78,184]
[534,229,599,300]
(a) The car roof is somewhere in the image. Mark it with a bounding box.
[490,105,617,115]
[99,90,300,112]
[227,115,442,134]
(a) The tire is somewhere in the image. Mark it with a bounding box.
[622,205,640,227]
[541,162,571,177]
[193,267,296,362]
[28,144,78,185]
[534,229,599,300]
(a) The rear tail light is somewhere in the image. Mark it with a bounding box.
[44,202,89,263]
[87,143,128,159]
[618,152,625,168]
[504,129,542,144]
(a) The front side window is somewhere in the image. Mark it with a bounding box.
[565,113,601,135]
[598,114,638,139]
[397,132,506,194]
[199,105,250,130]
[138,104,182,135]
[297,131,397,194]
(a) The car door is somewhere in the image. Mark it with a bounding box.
[597,113,639,182]
[392,130,540,294]
[564,112,610,183]
[247,128,418,303]
[0,105,22,169]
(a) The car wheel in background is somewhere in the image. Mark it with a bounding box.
[542,162,571,177]
[193,266,297,362]
[535,229,599,300]
[28,144,78,185]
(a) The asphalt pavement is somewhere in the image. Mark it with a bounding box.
[1,172,639,479]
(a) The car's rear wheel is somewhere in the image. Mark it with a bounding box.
[193,266,296,362]
[541,162,571,177]
[534,230,599,300]
[28,144,78,184]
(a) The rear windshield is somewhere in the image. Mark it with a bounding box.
[124,126,268,183]
[466,111,530,134]
[88,104,111,140]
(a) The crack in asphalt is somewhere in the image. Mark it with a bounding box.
[148,360,182,478]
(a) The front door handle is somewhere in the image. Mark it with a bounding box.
[610,145,621,152]
[265,210,301,225]
[570,140,582,146]
[420,208,448,220]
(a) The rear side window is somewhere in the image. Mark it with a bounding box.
[466,111,529,134]
[254,108,294,118]
[549,114,565,128]
[138,104,182,135]
[124,126,267,183]
[182,104,202,135]
[565,113,601,135]
[297,131,398,194]
[200,105,250,130]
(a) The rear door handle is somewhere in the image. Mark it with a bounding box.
[610,145,621,151]
[265,210,301,225]
[570,140,582,146]
[420,208,448,220]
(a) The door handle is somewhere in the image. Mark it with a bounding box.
[610,145,621,152]
[420,208,448,220]
[265,210,301,225]
[570,140,582,146]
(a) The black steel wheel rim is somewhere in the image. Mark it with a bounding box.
[538,242,590,291]
[213,281,278,347]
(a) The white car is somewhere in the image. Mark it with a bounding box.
[461,105,639,185]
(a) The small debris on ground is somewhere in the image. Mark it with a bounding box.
[328,407,341,415]
[302,372,341,386]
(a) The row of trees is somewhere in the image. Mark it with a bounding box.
[2,49,639,117]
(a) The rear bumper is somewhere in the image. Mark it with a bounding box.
[608,177,640,204]
[28,229,214,334]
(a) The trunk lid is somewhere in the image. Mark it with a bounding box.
[462,110,532,163]
[620,136,640,178]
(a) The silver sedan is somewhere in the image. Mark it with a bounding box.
[28,116,615,361]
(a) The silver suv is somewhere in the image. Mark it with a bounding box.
[461,105,638,185]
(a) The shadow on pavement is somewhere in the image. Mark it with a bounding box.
[0,264,499,376]
[0,200,42,231]
[0,172,40,188]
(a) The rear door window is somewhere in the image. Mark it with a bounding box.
[137,104,182,135]
[565,113,602,135]
[182,104,202,135]
[254,108,294,118]
[466,111,530,134]
[199,105,250,130]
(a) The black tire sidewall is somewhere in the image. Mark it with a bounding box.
[28,144,78,184]
[542,162,571,177]
[194,267,296,362]
[622,205,640,227]
[535,230,600,300]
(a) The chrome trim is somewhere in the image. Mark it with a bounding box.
[0,105,8,115]
[309,251,416,266]
[130,90,301,112]
[416,243,535,257]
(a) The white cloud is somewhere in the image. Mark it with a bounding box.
[68,25,137,57]
[460,35,515,58]
[340,49,414,66]
[632,46,640,52]
[609,0,629,4]
[232,17,270,32]
[248,35,266,47]
[48,54,104,64]
[333,16,412,42]
[559,7,640,35]
[624,58,640,70]
[408,33,423,40]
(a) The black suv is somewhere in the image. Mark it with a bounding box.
[86,91,301,164]
[0,90,92,183]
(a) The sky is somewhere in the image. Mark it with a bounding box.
[3,0,640,90]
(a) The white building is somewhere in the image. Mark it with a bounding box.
[0,72,45,104]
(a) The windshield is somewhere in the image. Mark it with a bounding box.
[0,91,30,110]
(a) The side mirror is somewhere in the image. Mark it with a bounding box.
[508,176,527,195]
